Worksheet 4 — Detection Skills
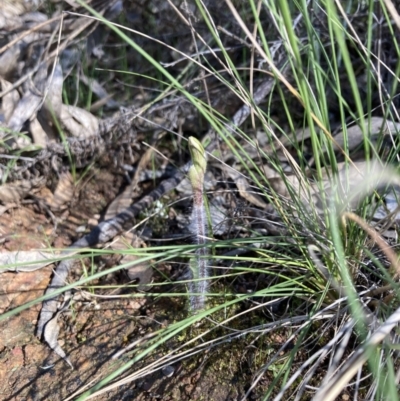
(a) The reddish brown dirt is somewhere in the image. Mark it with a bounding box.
[0,168,251,401]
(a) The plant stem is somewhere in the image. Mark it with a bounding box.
[189,190,209,310]
[187,137,209,311]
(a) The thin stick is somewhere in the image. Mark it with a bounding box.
[342,212,400,278]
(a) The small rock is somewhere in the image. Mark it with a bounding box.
[75,225,86,233]
[88,218,98,227]
[162,365,175,377]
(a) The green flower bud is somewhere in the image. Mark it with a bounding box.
[188,137,207,191]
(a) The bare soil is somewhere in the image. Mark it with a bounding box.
[0,167,261,401]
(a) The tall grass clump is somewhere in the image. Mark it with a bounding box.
[76,0,400,399]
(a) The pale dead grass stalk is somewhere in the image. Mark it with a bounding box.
[342,211,400,278]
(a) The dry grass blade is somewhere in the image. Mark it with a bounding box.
[383,0,400,31]
[313,304,400,401]
[343,212,400,278]
[245,301,346,401]
[224,0,361,171]
[274,319,355,401]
